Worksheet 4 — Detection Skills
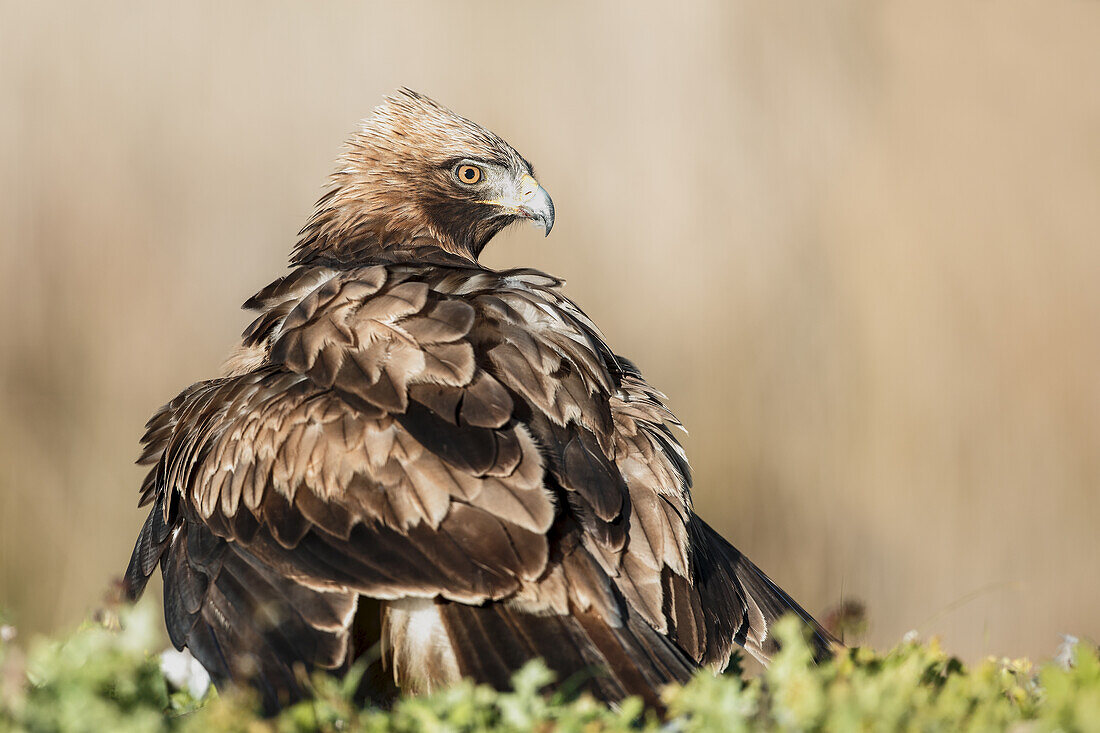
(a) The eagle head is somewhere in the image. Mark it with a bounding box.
[294,89,554,264]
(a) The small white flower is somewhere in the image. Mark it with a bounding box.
[901,629,920,645]
[1054,634,1079,670]
[159,647,212,699]
[0,625,15,643]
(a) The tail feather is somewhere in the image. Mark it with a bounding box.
[687,516,839,667]
[437,601,697,709]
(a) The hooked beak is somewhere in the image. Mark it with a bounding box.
[478,173,555,237]
[518,174,555,236]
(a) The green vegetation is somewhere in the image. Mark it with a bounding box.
[1,604,1097,732]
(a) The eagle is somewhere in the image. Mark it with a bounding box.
[123,89,837,712]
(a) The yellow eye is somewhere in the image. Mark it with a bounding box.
[455,164,483,185]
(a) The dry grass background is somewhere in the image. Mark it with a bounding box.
[1,1,1098,663]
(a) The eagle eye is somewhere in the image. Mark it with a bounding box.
[454,164,483,185]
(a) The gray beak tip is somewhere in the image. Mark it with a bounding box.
[539,190,555,237]
[524,183,554,238]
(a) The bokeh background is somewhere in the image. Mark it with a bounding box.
[2,1,1098,664]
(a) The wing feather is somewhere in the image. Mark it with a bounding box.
[126,259,833,709]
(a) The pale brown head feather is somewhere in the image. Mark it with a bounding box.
[293,89,534,265]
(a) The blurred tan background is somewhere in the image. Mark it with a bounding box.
[2,1,1098,663]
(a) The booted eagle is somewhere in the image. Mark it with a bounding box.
[123,89,837,712]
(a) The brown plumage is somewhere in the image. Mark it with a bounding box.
[123,89,838,713]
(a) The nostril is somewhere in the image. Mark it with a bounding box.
[519,174,539,201]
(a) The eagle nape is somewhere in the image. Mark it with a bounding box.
[122,88,839,715]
